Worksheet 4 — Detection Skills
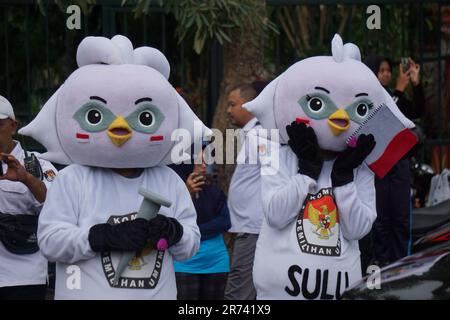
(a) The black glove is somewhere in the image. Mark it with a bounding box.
[286,121,323,180]
[88,218,149,252]
[331,134,376,187]
[147,214,183,248]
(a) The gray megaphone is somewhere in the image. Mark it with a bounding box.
[113,187,171,286]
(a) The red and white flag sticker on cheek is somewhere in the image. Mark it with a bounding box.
[76,132,90,143]
[295,117,311,125]
[150,135,164,142]
[44,169,56,182]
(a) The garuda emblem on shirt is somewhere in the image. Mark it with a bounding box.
[296,188,341,257]
[100,213,165,289]
[308,204,337,240]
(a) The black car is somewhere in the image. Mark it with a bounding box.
[343,224,450,300]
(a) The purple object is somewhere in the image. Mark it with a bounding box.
[157,238,168,250]
[347,135,357,148]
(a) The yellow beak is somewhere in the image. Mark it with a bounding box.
[327,109,350,136]
[107,116,132,147]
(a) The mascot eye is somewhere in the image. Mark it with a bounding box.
[346,100,374,124]
[125,104,165,134]
[308,97,324,112]
[86,109,103,125]
[139,111,154,127]
[356,103,369,117]
[73,102,116,132]
[299,93,338,120]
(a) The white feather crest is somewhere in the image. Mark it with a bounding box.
[76,35,170,79]
[331,34,361,62]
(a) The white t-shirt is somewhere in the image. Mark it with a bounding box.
[37,164,200,300]
[0,141,58,287]
[228,118,264,234]
[253,142,377,300]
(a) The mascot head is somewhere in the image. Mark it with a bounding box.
[19,35,210,168]
[244,34,414,152]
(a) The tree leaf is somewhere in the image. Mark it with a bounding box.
[193,28,206,54]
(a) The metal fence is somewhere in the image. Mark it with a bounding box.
[0,2,184,118]
[267,1,450,169]
[0,0,449,169]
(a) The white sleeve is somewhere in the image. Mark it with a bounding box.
[261,144,317,230]
[38,158,58,189]
[167,174,200,262]
[35,159,58,209]
[37,167,96,264]
[333,165,377,240]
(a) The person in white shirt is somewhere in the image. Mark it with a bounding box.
[19,35,210,300]
[225,84,263,300]
[243,34,416,299]
[0,95,57,300]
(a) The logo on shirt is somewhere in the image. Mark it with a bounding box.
[100,213,165,289]
[43,169,56,182]
[296,188,341,256]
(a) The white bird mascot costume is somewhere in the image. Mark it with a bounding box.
[244,34,416,300]
[19,35,209,300]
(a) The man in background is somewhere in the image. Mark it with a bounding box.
[0,95,57,300]
[224,84,262,300]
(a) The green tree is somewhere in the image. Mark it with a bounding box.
[122,0,277,193]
